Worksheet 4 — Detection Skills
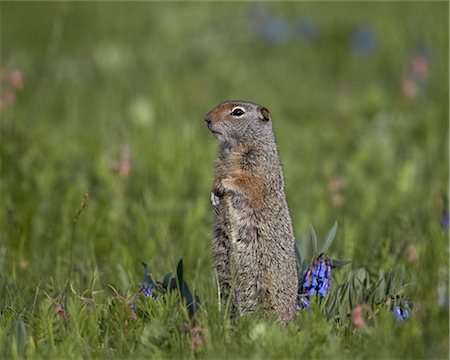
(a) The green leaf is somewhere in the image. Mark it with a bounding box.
[340,282,350,307]
[339,303,348,325]
[116,264,130,293]
[331,259,351,268]
[176,259,199,316]
[386,270,394,294]
[355,268,368,284]
[349,278,357,308]
[326,293,338,316]
[319,221,338,254]
[158,276,177,293]
[162,272,173,290]
[309,224,318,256]
[176,259,184,285]
[295,243,305,285]
[295,242,302,268]
[140,319,169,347]
[142,262,156,286]
[375,277,386,304]
[16,320,27,358]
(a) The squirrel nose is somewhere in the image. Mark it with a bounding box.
[204,117,212,126]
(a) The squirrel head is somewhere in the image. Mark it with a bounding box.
[204,100,273,146]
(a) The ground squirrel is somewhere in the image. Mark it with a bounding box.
[204,100,298,325]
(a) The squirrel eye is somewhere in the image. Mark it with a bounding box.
[231,107,245,117]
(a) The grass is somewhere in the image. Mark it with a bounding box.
[0,2,449,359]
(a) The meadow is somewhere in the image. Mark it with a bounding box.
[0,2,449,358]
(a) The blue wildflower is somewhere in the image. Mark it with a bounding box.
[395,306,405,322]
[303,270,311,287]
[437,284,447,306]
[441,211,449,229]
[131,282,158,311]
[393,302,412,322]
[141,283,157,299]
[295,16,318,42]
[302,254,333,299]
[318,278,328,297]
[350,27,377,57]
[257,16,291,44]
[301,297,311,308]
[297,255,334,312]
[318,263,326,278]
[296,296,311,311]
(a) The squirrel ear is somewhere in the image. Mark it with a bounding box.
[259,107,271,122]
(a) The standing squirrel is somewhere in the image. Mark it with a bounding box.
[204,100,298,325]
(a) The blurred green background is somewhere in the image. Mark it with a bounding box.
[1,2,448,358]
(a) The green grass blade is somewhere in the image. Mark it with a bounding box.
[319,221,338,254]
[309,224,318,256]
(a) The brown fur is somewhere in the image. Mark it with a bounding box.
[205,100,298,325]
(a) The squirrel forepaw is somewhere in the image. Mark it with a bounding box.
[210,191,220,215]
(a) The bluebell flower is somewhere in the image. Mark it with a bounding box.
[318,279,328,297]
[141,283,157,299]
[318,263,326,278]
[131,282,158,311]
[350,27,377,57]
[302,254,333,299]
[256,16,291,44]
[295,16,318,42]
[296,296,311,311]
[393,302,412,322]
[441,211,449,229]
[303,270,311,287]
[437,284,447,306]
[300,297,311,308]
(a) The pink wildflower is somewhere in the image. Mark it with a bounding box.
[411,56,429,79]
[54,302,66,319]
[351,306,366,329]
[119,145,132,178]
[9,70,24,90]
[119,159,131,178]
[191,335,205,352]
[402,78,417,100]
[190,326,205,352]
[328,176,346,193]
[407,245,420,264]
